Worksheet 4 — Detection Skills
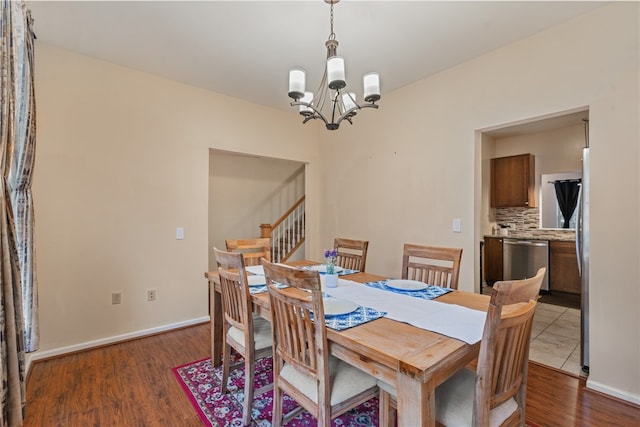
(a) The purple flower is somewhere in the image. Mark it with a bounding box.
[324,248,338,274]
[324,249,337,258]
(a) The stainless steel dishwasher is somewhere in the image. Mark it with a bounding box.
[503,239,549,291]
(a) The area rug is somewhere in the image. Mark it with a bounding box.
[173,356,378,426]
[173,356,543,427]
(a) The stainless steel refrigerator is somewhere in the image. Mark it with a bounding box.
[577,146,590,373]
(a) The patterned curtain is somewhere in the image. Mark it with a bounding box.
[6,1,37,353]
[0,0,37,424]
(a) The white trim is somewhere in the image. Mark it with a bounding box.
[587,378,640,405]
[25,316,210,374]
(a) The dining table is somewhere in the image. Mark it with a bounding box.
[204,260,490,426]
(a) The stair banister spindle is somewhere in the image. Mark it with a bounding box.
[259,195,305,263]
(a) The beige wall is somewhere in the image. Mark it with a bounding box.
[31,3,638,404]
[317,4,639,402]
[495,124,584,172]
[495,123,585,201]
[32,44,321,357]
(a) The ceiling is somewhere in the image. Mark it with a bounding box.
[484,110,590,138]
[27,1,605,113]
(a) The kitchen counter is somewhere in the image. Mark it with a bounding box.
[484,230,575,242]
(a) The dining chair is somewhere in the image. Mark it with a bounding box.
[401,243,463,289]
[378,267,546,427]
[225,237,271,266]
[261,259,378,427]
[213,247,273,426]
[334,237,369,272]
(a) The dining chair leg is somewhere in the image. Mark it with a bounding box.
[221,344,231,395]
[271,384,283,427]
[242,357,255,425]
[378,389,396,427]
[318,405,330,427]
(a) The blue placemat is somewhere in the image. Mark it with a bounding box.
[365,280,453,300]
[301,265,359,276]
[249,286,268,295]
[324,305,386,331]
[249,282,288,295]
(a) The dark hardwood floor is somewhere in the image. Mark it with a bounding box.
[24,324,210,427]
[538,290,581,310]
[24,323,639,426]
[482,285,581,310]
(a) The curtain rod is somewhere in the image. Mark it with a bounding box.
[547,179,582,184]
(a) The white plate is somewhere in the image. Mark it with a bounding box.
[247,275,267,286]
[322,298,358,316]
[385,279,428,291]
[311,265,344,273]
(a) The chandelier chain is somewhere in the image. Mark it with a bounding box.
[329,1,335,39]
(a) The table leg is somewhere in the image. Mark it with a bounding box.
[209,279,223,367]
[396,372,435,427]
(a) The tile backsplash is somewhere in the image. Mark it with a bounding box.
[496,207,539,230]
[495,207,575,241]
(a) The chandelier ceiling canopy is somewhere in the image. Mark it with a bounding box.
[287,0,381,130]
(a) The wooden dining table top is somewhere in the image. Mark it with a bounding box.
[205,259,491,426]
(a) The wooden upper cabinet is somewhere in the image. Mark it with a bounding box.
[490,154,536,208]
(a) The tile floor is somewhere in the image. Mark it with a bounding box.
[481,285,586,377]
[529,302,586,377]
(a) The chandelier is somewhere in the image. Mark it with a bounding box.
[287,0,381,130]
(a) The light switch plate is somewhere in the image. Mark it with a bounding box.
[452,218,461,233]
[176,227,184,240]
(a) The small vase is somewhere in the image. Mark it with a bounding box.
[325,273,339,288]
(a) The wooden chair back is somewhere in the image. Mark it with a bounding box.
[401,243,463,289]
[214,247,274,425]
[474,267,545,426]
[262,260,331,424]
[334,237,369,272]
[225,237,271,266]
[213,247,253,344]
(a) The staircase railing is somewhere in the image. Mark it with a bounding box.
[260,195,305,262]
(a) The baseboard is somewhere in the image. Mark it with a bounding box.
[26,316,210,374]
[587,378,640,406]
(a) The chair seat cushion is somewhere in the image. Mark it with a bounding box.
[281,355,377,406]
[435,367,519,427]
[377,368,519,427]
[227,315,272,351]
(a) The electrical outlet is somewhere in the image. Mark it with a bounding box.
[147,290,156,302]
[112,292,122,305]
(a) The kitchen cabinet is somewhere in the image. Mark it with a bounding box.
[549,240,581,294]
[490,153,536,208]
[483,237,503,286]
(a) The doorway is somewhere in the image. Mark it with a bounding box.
[208,149,306,270]
[477,108,589,377]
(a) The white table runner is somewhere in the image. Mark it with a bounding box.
[323,278,486,344]
[245,264,292,276]
[245,265,265,275]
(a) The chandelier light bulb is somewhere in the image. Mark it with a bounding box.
[299,92,314,116]
[327,56,346,90]
[342,92,357,112]
[363,72,381,103]
[288,69,306,100]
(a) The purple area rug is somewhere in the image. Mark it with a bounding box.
[173,355,379,426]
